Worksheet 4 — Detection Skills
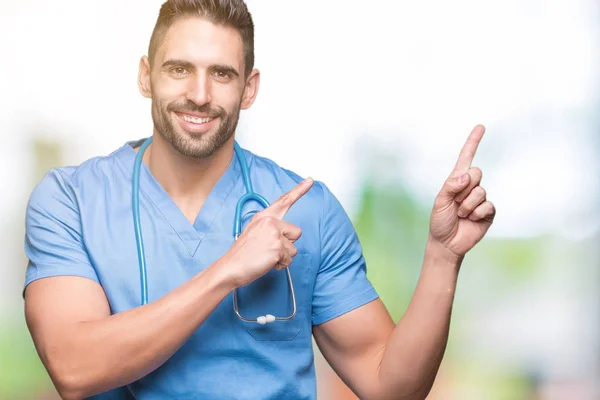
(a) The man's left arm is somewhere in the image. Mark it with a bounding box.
[313,125,496,400]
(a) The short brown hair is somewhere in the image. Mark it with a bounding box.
[148,0,255,77]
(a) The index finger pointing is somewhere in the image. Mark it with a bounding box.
[453,125,485,173]
[263,178,314,219]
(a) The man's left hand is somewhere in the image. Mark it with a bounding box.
[429,124,496,258]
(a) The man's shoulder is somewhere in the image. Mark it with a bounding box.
[245,148,333,205]
[28,141,132,210]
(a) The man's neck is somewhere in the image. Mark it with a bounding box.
[143,132,235,223]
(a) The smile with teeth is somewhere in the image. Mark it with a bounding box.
[181,114,215,124]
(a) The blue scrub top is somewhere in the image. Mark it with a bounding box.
[24,138,379,400]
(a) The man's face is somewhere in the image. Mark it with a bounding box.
[143,17,254,158]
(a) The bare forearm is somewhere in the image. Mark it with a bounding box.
[50,261,234,399]
[376,238,462,399]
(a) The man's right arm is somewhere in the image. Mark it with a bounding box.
[25,265,234,400]
[24,172,313,400]
[24,170,240,399]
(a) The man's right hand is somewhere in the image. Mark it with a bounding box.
[219,178,314,288]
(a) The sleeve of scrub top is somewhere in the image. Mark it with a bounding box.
[311,181,380,326]
[24,169,100,292]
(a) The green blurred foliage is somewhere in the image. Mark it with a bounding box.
[0,319,55,399]
[0,138,65,399]
[354,182,430,321]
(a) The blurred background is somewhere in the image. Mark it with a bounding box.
[1,0,599,398]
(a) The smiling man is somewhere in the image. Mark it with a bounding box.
[23,1,496,399]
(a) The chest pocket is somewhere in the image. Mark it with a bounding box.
[240,253,314,341]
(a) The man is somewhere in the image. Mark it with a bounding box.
[23,1,496,399]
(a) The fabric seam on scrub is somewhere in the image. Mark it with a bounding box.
[312,287,379,326]
[54,169,94,265]
[316,181,324,277]
[26,263,101,285]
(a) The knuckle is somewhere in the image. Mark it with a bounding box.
[279,252,290,265]
[262,216,276,227]
[279,193,291,205]
[272,229,281,240]
[470,167,483,180]
[272,254,282,265]
[251,210,264,222]
[475,186,486,198]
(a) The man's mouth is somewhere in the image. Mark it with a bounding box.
[173,111,219,133]
[177,113,216,124]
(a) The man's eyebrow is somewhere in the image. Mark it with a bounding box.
[161,59,196,70]
[209,64,240,77]
[160,60,240,77]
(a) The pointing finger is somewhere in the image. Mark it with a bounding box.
[263,178,314,219]
[453,125,485,175]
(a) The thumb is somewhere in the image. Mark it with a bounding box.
[440,173,471,200]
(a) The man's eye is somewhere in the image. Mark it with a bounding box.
[172,67,190,76]
[213,70,230,79]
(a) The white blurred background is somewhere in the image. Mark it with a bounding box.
[1,0,598,398]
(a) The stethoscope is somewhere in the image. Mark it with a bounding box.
[132,137,296,324]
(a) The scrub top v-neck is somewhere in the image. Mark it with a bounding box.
[124,138,244,258]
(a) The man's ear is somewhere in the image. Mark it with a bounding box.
[138,56,152,98]
[241,69,260,110]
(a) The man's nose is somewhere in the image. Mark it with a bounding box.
[186,72,212,106]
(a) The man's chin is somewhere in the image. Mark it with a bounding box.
[165,129,226,158]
